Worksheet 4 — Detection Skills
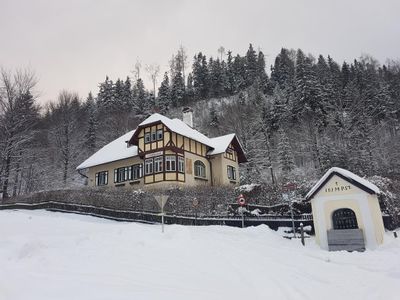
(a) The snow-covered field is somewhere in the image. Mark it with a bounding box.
[0,210,399,300]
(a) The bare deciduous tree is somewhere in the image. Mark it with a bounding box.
[0,68,39,198]
[145,64,160,98]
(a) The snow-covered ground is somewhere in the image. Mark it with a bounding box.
[0,210,399,300]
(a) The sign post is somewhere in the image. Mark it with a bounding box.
[237,194,246,228]
[282,183,297,239]
[154,195,169,233]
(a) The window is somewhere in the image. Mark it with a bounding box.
[227,166,236,180]
[151,131,157,142]
[332,208,358,230]
[178,156,185,173]
[157,129,163,140]
[114,165,142,183]
[95,171,108,186]
[132,164,142,180]
[145,159,153,175]
[145,129,163,143]
[154,156,163,173]
[144,133,151,143]
[165,155,176,171]
[194,160,206,178]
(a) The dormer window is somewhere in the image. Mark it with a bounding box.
[145,129,163,143]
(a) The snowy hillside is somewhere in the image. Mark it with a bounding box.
[0,210,399,300]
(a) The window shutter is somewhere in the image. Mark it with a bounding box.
[105,171,108,185]
[114,169,117,183]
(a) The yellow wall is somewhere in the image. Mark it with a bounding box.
[87,156,143,187]
[210,152,240,186]
[86,124,242,189]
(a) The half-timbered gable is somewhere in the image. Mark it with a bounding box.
[77,111,247,189]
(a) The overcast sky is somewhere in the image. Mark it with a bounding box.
[1,0,399,104]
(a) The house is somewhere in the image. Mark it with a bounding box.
[77,108,247,189]
[305,167,385,251]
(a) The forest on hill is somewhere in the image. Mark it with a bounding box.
[0,44,400,199]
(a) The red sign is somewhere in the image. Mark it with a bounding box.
[237,194,246,206]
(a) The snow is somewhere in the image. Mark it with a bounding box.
[77,113,241,170]
[306,167,381,200]
[1,210,399,300]
[76,130,137,169]
[207,133,235,155]
[236,183,261,192]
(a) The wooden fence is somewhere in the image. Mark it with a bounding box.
[0,201,314,231]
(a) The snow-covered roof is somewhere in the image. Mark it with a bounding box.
[76,130,138,169]
[207,134,236,155]
[137,113,214,148]
[305,167,380,200]
[77,113,247,170]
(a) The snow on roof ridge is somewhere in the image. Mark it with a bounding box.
[305,167,380,199]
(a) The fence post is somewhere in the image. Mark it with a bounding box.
[300,222,305,246]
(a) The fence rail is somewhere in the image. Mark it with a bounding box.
[0,201,314,230]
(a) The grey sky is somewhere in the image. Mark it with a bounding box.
[1,0,399,104]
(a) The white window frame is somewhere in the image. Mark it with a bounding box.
[145,158,153,175]
[165,155,176,171]
[154,156,163,173]
[132,164,143,180]
[178,156,185,173]
[157,129,163,140]
[95,171,108,186]
[194,160,206,178]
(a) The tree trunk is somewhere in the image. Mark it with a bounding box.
[12,153,22,197]
[2,153,11,198]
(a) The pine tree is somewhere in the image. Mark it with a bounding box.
[84,92,97,153]
[226,51,235,95]
[97,76,115,113]
[133,78,146,114]
[171,71,185,107]
[245,43,258,86]
[122,77,133,111]
[270,48,295,91]
[209,58,224,98]
[157,72,171,113]
[256,50,269,93]
[232,55,246,92]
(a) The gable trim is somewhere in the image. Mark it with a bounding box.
[305,171,376,201]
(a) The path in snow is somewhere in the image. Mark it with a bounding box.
[0,210,399,300]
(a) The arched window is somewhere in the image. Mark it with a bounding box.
[194,160,206,178]
[332,208,358,230]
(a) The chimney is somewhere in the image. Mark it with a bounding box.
[182,107,194,127]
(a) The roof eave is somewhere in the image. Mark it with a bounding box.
[305,171,377,201]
